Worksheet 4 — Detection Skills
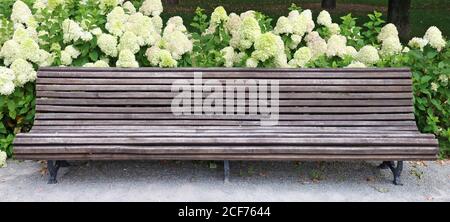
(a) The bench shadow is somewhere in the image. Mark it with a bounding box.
[54,160,396,186]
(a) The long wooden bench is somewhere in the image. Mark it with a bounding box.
[13,68,439,184]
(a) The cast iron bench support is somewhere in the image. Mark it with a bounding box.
[378,161,404,185]
[224,160,230,183]
[47,160,70,184]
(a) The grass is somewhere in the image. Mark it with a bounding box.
[161,0,450,39]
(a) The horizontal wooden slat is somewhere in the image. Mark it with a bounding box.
[36,99,413,107]
[36,91,413,99]
[13,153,436,161]
[36,80,412,90]
[13,145,438,155]
[32,120,419,128]
[18,132,434,138]
[29,125,420,131]
[14,137,438,145]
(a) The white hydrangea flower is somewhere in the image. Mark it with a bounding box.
[11,1,33,25]
[377,23,399,42]
[33,0,48,10]
[139,0,163,17]
[151,16,163,34]
[317,10,332,27]
[438,74,448,84]
[0,40,22,66]
[99,0,122,11]
[328,23,340,35]
[60,51,72,65]
[210,6,228,25]
[402,47,410,53]
[0,67,16,96]
[300,10,315,33]
[12,26,32,44]
[10,59,37,86]
[408,37,428,51]
[326,34,347,58]
[288,34,303,50]
[123,1,136,14]
[162,31,193,60]
[97,33,118,57]
[118,31,141,54]
[90,28,103,36]
[145,46,178,68]
[20,38,41,63]
[424,26,446,52]
[431,82,438,92]
[83,60,110,68]
[47,0,65,10]
[37,49,54,67]
[163,16,188,36]
[64,45,81,58]
[240,11,256,20]
[231,16,261,50]
[380,37,402,56]
[346,61,367,68]
[274,16,293,35]
[0,151,7,168]
[356,45,380,65]
[345,46,358,58]
[62,19,91,43]
[125,12,159,46]
[221,46,235,67]
[288,47,312,68]
[251,33,285,62]
[245,58,258,68]
[287,11,307,37]
[116,49,139,68]
[226,13,242,36]
[106,7,129,37]
[305,31,327,58]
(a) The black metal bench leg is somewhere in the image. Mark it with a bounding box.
[224,160,230,183]
[379,161,403,185]
[47,160,62,184]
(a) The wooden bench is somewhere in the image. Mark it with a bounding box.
[13,68,439,184]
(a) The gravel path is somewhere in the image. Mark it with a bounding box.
[0,160,449,202]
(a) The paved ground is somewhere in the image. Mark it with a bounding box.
[0,159,449,202]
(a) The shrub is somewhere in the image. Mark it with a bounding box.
[0,1,449,157]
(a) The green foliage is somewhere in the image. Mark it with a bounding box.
[361,11,385,45]
[339,14,364,49]
[0,83,35,156]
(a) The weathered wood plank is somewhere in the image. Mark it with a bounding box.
[36,99,414,107]
[13,153,436,161]
[14,137,438,145]
[37,91,414,99]
[13,145,438,155]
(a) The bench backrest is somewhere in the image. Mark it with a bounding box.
[34,68,417,133]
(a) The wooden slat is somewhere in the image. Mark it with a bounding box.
[14,137,438,145]
[18,132,435,138]
[13,153,436,161]
[36,91,413,99]
[29,125,420,131]
[13,145,438,155]
[36,99,413,107]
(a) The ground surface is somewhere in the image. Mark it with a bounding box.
[0,160,449,202]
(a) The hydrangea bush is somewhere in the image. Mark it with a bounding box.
[0,0,449,157]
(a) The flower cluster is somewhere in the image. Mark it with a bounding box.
[0,1,52,95]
